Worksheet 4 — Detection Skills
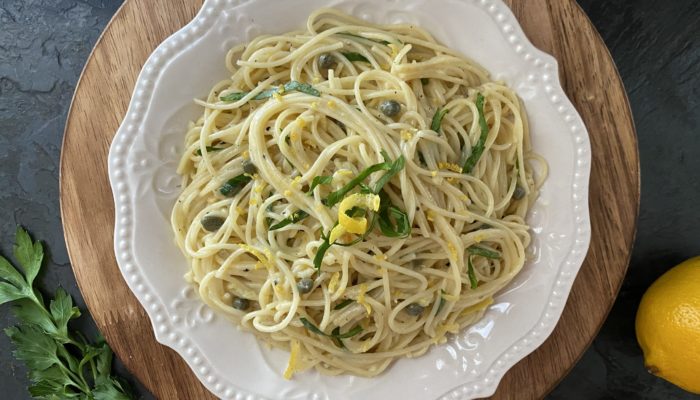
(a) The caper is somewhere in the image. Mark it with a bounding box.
[297,278,314,294]
[232,297,249,310]
[318,53,336,70]
[405,303,424,316]
[379,100,401,117]
[201,214,225,232]
[242,159,257,175]
[513,185,526,200]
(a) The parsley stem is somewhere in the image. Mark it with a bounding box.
[57,357,89,393]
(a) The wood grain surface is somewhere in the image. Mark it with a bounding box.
[59,0,639,399]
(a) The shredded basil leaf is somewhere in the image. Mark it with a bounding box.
[373,152,405,193]
[195,146,225,156]
[269,210,309,231]
[326,160,390,207]
[341,52,370,63]
[220,80,320,102]
[331,327,345,348]
[358,183,373,194]
[308,175,332,195]
[430,107,449,134]
[325,151,405,207]
[462,93,489,173]
[336,32,390,45]
[335,325,363,339]
[436,289,447,314]
[300,317,363,344]
[377,191,410,238]
[300,317,326,336]
[467,245,501,259]
[345,206,367,218]
[421,78,429,85]
[313,234,333,271]
[467,257,478,289]
[333,299,354,310]
[285,81,321,96]
[219,174,252,197]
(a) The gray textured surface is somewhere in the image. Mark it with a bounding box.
[0,0,698,399]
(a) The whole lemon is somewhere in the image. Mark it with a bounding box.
[635,256,700,394]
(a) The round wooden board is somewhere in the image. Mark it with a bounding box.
[60,0,639,398]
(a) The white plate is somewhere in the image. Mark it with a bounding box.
[107,0,591,398]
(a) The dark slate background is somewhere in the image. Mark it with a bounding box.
[0,0,698,398]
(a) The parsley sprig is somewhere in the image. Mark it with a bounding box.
[0,227,134,399]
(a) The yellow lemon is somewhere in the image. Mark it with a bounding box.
[635,256,700,394]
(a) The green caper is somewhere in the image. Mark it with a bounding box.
[379,100,401,117]
[318,54,336,70]
[297,278,314,294]
[242,159,257,175]
[513,185,526,200]
[405,303,424,316]
[232,297,249,310]
[201,215,225,232]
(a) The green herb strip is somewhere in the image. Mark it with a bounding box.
[326,160,389,207]
[317,152,409,270]
[219,174,252,197]
[336,32,390,45]
[421,78,429,85]
[0,228,134,399]
[308,175,332,195]
[373,152,405,193]
[358,183,373,194]
[335,325,363,339]
[220,80,320,102]
[299,317,363,348]
[333,299,354,310]
[467,245,501,259]
[299,317,326,336]
[377,196,410,238]
[313,234,333,271]
[269,210,310,231]
[462,93,489,173]
[436,289,447,315]
[430,107,449,134]
[195,146,225,156]
[325,151,405,207]
[467,257,479,289]
[341,52,371,63]
[330,327,345,348]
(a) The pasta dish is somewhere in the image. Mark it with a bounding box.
[171,8,546,378]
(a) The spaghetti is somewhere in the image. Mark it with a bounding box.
[171,8,547,378]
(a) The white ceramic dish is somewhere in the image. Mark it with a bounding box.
[107,0,591,398]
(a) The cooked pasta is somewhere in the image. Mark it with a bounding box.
[171,8,547,378]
